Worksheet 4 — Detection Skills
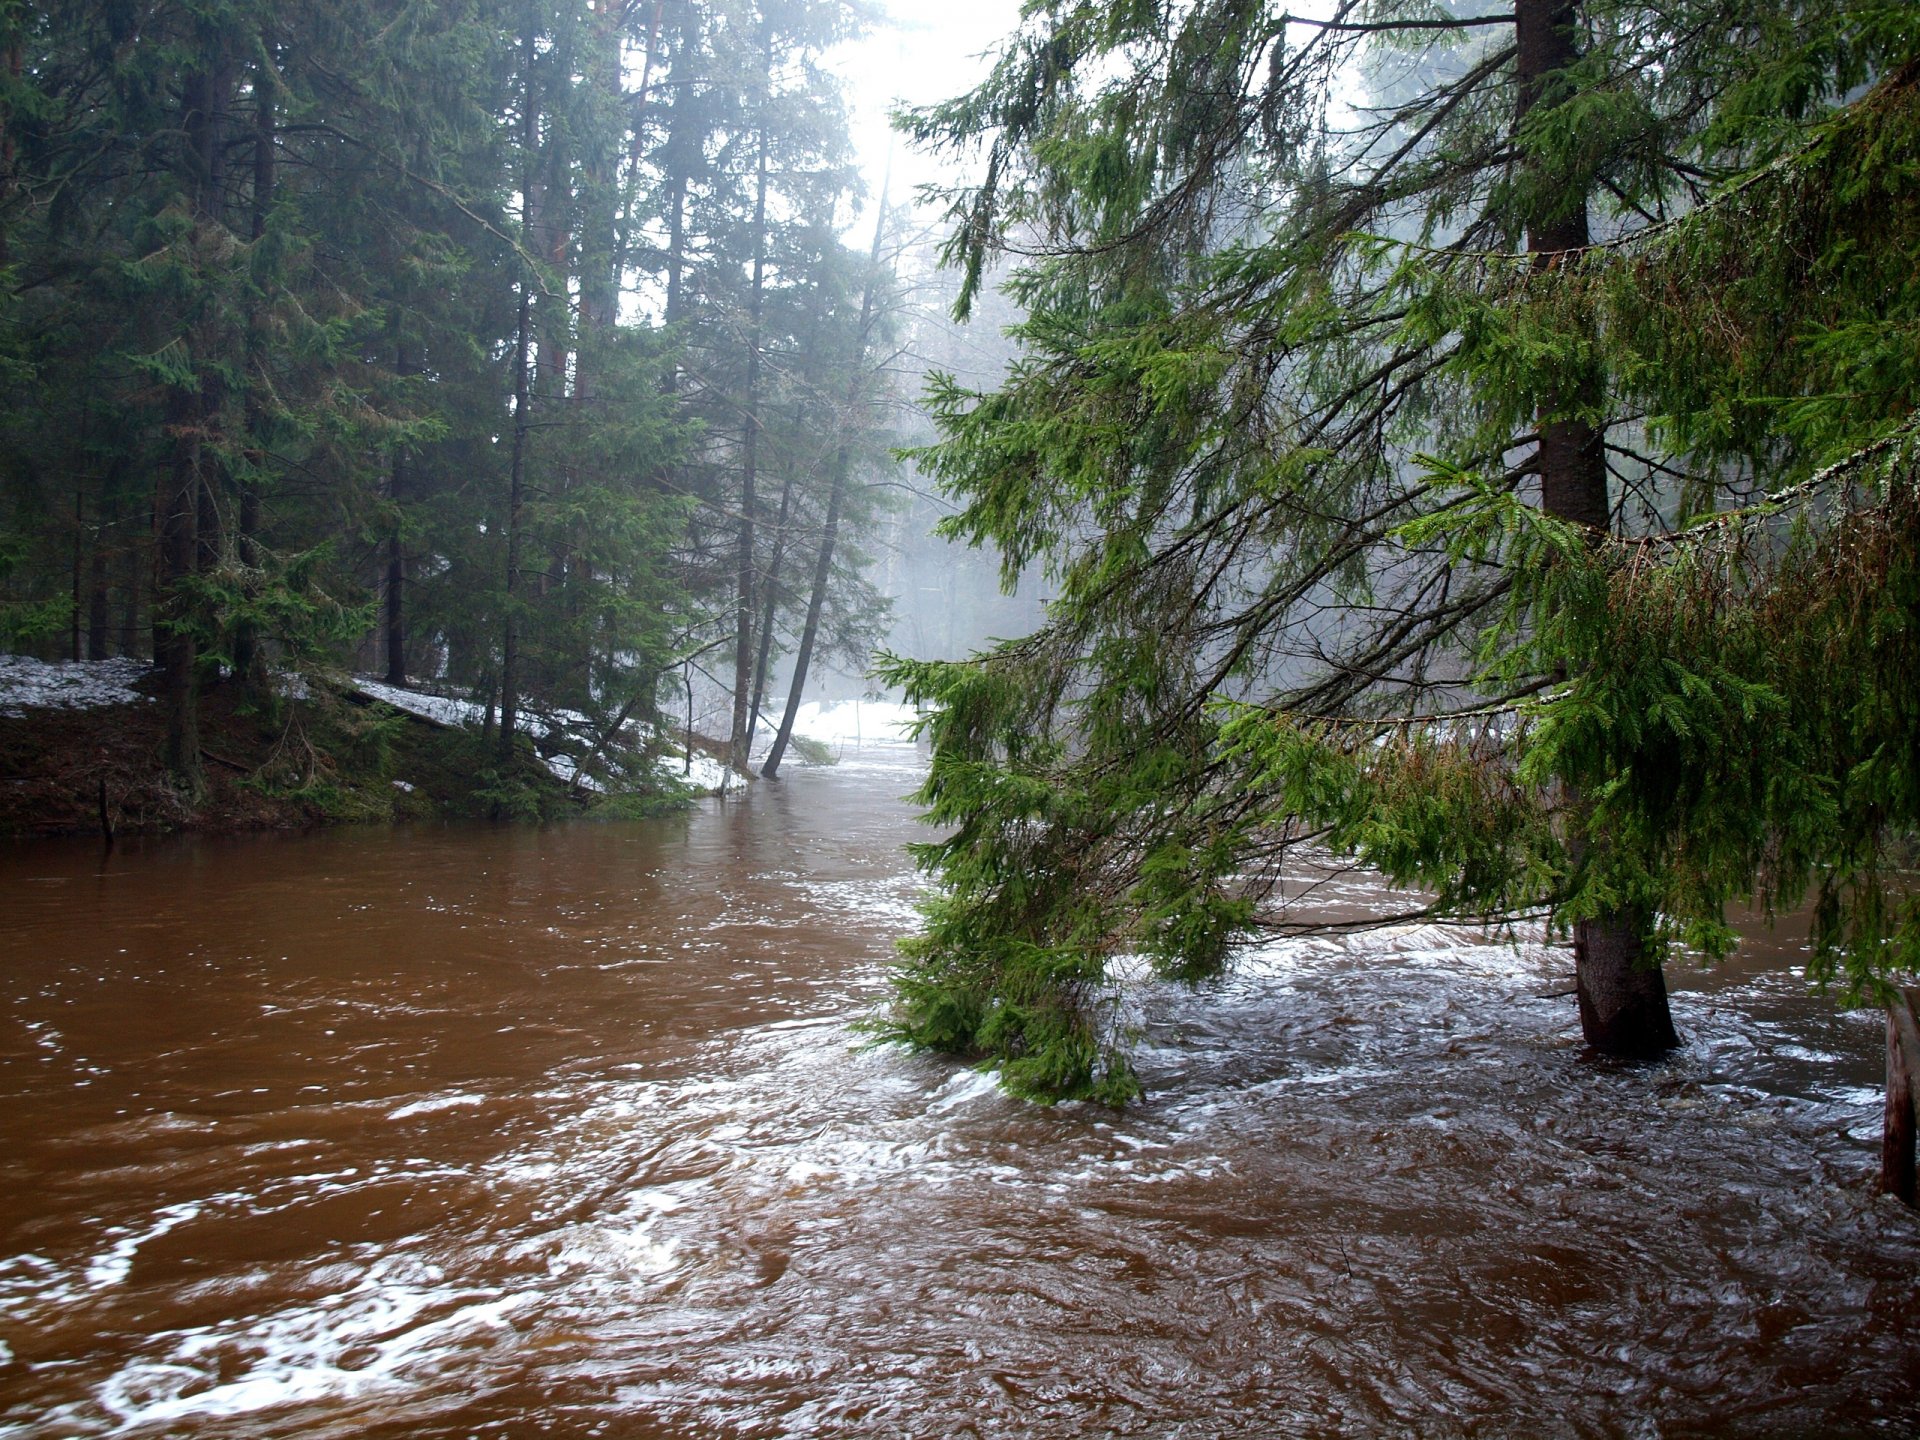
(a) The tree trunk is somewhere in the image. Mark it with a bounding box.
[119,540,141,659]
[746,434,797,755]
[1516,0,1676,1057]
[498,27,540,765]
[761,455,845,780]
[385,346,410,687]
[233,54,274,690]
[88,489,114,659]
[727,59,771,774]
[1884,989,1920,1206]
[764,178,890,779]
[156,41,234,794]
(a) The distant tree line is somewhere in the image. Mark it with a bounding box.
[0,0,899,795]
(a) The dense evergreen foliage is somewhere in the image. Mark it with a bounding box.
[0,0,899,799]
[883,1,1920,1101]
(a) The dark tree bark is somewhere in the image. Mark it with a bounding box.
[1516,0,1676,1057]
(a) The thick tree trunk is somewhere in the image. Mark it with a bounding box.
[1884,989,1920,1206]
[1515,0,1676,1056]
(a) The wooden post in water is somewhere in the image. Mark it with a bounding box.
[1884,988,1920,1207]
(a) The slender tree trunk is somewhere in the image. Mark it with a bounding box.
[70,478,84,662]
[88,475,121,659]
[385,347,409,686]
[761,456,845,780]
[746,430,798,753]
[727,59,771,774]
[158,403,203,784]
[120,541,141,659]
[233,55,274,690]
[498,26,539,765]
[1516,0,1676,1057]
[87,506,112,659]
[764,179,890,779]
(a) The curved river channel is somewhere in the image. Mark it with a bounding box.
[2,742,1918,1438]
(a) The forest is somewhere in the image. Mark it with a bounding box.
[0,0,914,811]
[3,2,1920,1433]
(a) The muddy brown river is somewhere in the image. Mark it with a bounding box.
[2,742,1917,1437]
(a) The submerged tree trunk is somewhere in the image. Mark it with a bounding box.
[1516,0,1676,1057]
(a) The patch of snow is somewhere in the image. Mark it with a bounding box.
[352,677,488,730]
[0,655,153,716]
[391,779,415,793]
[541,752,607,793]
[677,751,742,795]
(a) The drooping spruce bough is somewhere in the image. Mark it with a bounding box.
[879,0,1920,1102]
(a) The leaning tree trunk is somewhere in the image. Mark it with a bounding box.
[763,175,890,780]
[1516,0,1676,1056]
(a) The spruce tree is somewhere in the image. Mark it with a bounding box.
[882,1,1920,1099]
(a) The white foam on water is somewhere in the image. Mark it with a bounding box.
[83,1202,209,1291]
[387,1093,488,1120]
[89,1262,528,1432]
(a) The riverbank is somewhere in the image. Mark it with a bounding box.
[0,657,725,838]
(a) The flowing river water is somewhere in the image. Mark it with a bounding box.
[2,741,1917,1438]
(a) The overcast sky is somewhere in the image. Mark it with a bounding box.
[828,0,1026,241]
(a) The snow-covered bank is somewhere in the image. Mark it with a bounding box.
[351,676,742,795]
[0,655,153,717]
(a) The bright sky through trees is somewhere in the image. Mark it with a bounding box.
[828,0,1024,235]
